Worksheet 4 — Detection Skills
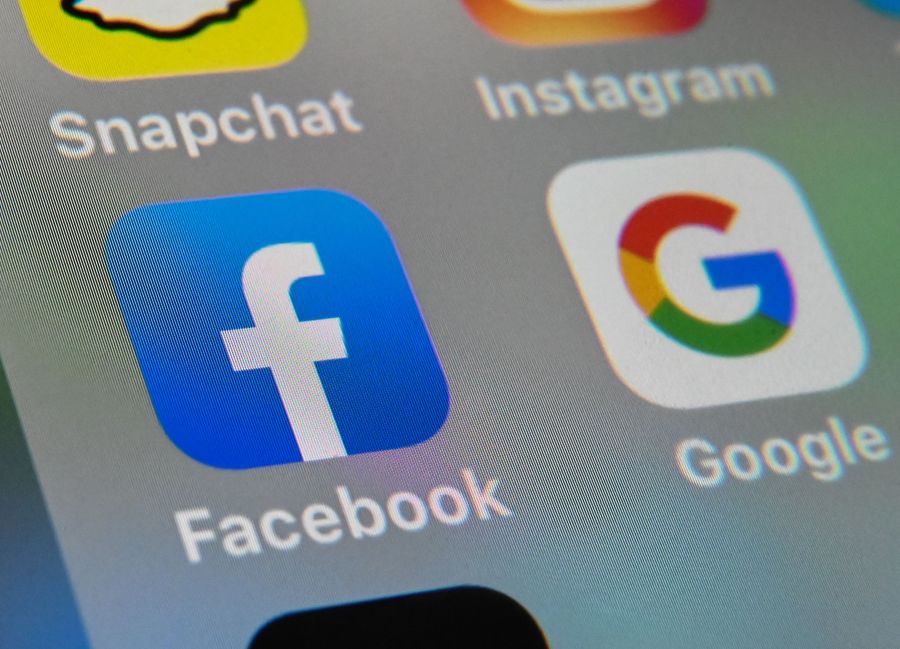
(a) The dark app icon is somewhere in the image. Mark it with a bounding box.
[249,586,549,648]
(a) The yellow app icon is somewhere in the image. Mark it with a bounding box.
[19,0,307,80]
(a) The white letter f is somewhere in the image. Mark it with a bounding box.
[220,243,349,461]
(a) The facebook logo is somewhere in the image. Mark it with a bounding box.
[106,190,450,469]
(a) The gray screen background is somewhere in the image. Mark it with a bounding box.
[0,1,898,647]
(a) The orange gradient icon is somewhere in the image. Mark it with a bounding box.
[461,0,706,46]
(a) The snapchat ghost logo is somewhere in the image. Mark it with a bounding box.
[19,0,307,80]
[62,0,255,38]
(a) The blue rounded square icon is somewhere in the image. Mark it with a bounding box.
[106,190,450,469]
[864,0,900,14]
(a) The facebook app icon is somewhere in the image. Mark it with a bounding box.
[106,190,450,469]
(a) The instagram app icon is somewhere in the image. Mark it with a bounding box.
[461,0,706,46]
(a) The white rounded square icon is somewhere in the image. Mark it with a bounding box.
[548,148,866,409]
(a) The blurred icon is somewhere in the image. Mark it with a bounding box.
[249,587,550,648]
[106,190,449,469]
[63,0,255,37]
[460,0,706,46]
[18,0,307,79]
[548,148,866,408]
[862,0,900,15]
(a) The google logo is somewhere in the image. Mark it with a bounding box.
[618,193,795,357]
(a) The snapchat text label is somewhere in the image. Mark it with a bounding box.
[50,90,363,160]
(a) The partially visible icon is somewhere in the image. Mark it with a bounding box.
[548,148,866,409]
[460,0,706,46]
[62,0,254,38]
[249,587,550,648]
[862,0,900,15]
[106,189,449,469]
[18,0,307,79]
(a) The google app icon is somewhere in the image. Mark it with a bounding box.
[548,149,866,409]
[618,193,795,358]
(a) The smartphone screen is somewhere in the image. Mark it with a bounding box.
[1,2,898,647]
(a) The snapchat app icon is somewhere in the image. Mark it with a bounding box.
[19,0,307,80]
